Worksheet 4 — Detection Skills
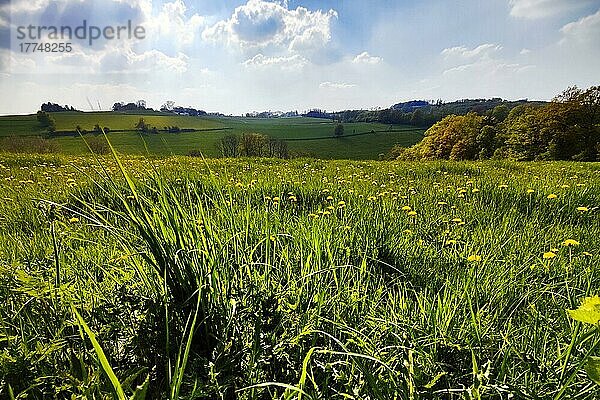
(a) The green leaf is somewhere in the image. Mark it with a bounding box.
[585,356,600,386]
[568,296,600,325]
[131,375,150,400]
[72,306,126,400]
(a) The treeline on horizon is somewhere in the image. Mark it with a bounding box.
[327,99,541,128]
[387,85,600,162]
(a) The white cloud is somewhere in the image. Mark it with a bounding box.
[441,43,502,60]
[144,0,206,46]
[560,10,600,45]
[319,81,356,89]
[243,53,308,69]
[440,42,533,81]
[99,48,189,73]
[508,0,594,19]
[443,60,532,76]
[202,0,337,52]
[520,48,531,55]
[352,51,382,64]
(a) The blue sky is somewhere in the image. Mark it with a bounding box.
[0,0,599,114]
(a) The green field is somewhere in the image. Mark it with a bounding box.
[1,154,599,398]
[0,112,424,159]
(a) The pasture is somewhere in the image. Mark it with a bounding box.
[0,154,599,398]
[0,112,424,159]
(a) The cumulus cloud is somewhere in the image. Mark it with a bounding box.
[440,42,532,78]
[352,51,382,64]
[99,48,189,73]
[443,61,532,76]
[560,10,600,45]
[508,0,594,19]
[243,53,308,69]
[145,0,206,46]
[319,81,356,89]
[441,43,502,60]
[202,0,337,52]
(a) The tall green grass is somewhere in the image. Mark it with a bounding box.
[0,153,599,398]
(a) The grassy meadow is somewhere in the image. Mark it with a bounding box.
[0,152,599,399]
[0,113,424,159]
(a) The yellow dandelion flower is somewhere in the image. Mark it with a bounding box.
[583,252,593,257]
[323,210,331,216]
[543,251,556,259]
[289,196,298,202]
[407,211,417,217]
[467,255,482,262]
[69,217,79,223]
[547,194,558,199]
[562,239,580,247]
[269,235,276,242]
[402,205,412,212]
[472,188,480,193]
[526,189,535,194]
[577,206,589,212]
[272,196,280,202]
[437,201,447,206]
[451,218,463,223]
[326,195,334,201]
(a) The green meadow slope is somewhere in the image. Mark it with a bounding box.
[0,112,424,159]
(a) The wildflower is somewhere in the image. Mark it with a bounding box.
[323,210,331,216]
[446,239,457,245]
[403,229,413,234]
[562,239,580,247]
[326,195,334,201]
[498,184,508,189]
[269,235,276,242]
[437,201,447,206]
[402,205,412,212]
[583,252,593,257]
[526,189,535,194]
[467,255,482,262]
[338,201,346,208]
[308,213,318,219]
[407,211,417,217]
[547,194,558,200]
[472,188,480,193]
[543,251,556,259]
[451,218,463,223]
[272,196,280,202]
[577,206,589,212]
[289,196,298,202]
[69,217,79,223]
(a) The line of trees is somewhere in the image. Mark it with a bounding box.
[36,111,56,133]
[213,133,289,158]
[388,86,600,161]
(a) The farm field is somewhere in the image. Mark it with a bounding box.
[0,154,599,398]
[0,113,424,159]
